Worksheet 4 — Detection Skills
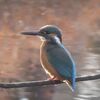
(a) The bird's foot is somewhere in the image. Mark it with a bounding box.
[47,77,59,81]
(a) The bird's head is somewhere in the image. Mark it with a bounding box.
[21,25,62,43]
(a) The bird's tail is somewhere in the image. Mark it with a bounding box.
[63,80,75,92]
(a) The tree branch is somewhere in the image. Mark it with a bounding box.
[0,74,100,89]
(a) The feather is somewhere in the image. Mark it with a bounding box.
[45,42,76,90]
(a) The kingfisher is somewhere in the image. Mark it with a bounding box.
[21,25,76,91]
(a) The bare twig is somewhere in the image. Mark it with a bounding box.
[0,74,100,89]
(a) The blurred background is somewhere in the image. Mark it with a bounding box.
[0,0,100,100]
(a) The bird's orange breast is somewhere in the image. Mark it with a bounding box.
[40,42,63,80]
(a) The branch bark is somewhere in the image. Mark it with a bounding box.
[0,74,100,89]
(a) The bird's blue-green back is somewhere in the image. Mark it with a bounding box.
[45,42,76,90]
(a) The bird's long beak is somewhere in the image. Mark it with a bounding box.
[21,31,40,36]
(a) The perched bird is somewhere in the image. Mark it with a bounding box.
[21,25,76,91]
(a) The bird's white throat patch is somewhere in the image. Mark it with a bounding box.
[38,36,61,44]
[38,36,46,41]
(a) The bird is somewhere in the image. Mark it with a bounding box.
[21,25,76,91]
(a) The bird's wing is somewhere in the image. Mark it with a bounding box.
[46,44,76,89]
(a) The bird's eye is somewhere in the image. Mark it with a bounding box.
[43,32,47,34]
